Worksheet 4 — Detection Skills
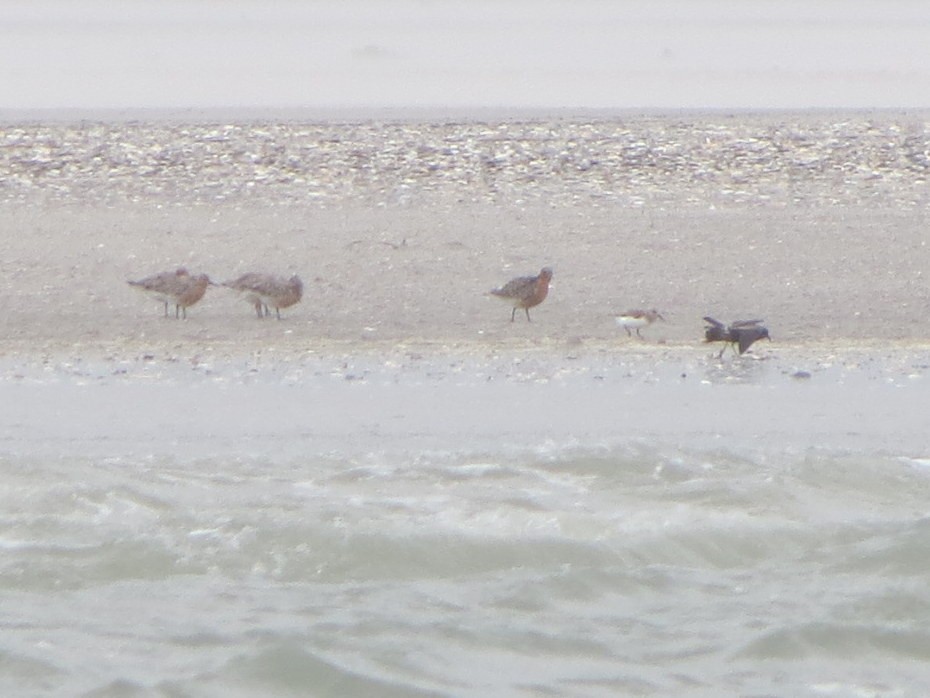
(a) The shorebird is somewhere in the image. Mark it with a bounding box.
[128,267,212,319]
[490,267,553,322]
[703,316,770,357]
[223,272,303,319]
[615,309,665,339]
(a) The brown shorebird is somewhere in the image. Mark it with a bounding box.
[223,272,303,319]
[615,309,665,339]
[490,267,553,322]
[128,267,212,319]
[703,316,770,357]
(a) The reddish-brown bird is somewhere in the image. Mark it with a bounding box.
[129,267,212,319]
[490,267,553,322]
[223,272,303,319]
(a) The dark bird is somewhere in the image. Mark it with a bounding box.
[490,267,553,322]
[703,316,770,357]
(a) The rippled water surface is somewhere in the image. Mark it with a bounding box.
[3,351,930,697]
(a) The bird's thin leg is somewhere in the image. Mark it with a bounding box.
[275,307,281,320]
[624,327,632,337]
[525,308,531,322]
[163,301,169,318]
[510,307,517,322]
[253,301,263,319]
[636,328,643,339]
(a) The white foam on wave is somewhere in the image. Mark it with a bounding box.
[900,456,930,470]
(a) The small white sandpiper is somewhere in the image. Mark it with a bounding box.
[614,308,665,339]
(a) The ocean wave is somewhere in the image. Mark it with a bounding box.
[3,440,930,696]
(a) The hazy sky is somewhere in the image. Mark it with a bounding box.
[1,0,928,110]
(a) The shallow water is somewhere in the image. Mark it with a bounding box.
[3,352,930,697]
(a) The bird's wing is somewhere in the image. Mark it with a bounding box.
[224,272,271,291]
[134,272,180,294]
[621,309,646,319]
[737,329,764,354]
[493,276,534,298]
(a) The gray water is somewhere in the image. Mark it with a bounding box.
[3,350,930,697]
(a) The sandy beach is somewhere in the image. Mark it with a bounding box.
[1,197,928,362]
[0,112,928,423]
[0,112,928,364]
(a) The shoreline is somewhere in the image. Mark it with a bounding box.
[4,334,929,463]
[1,106,928,125]
[2,335,929,371]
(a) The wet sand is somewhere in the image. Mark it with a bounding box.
[1,199,929,362]
[2,334,928,460]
